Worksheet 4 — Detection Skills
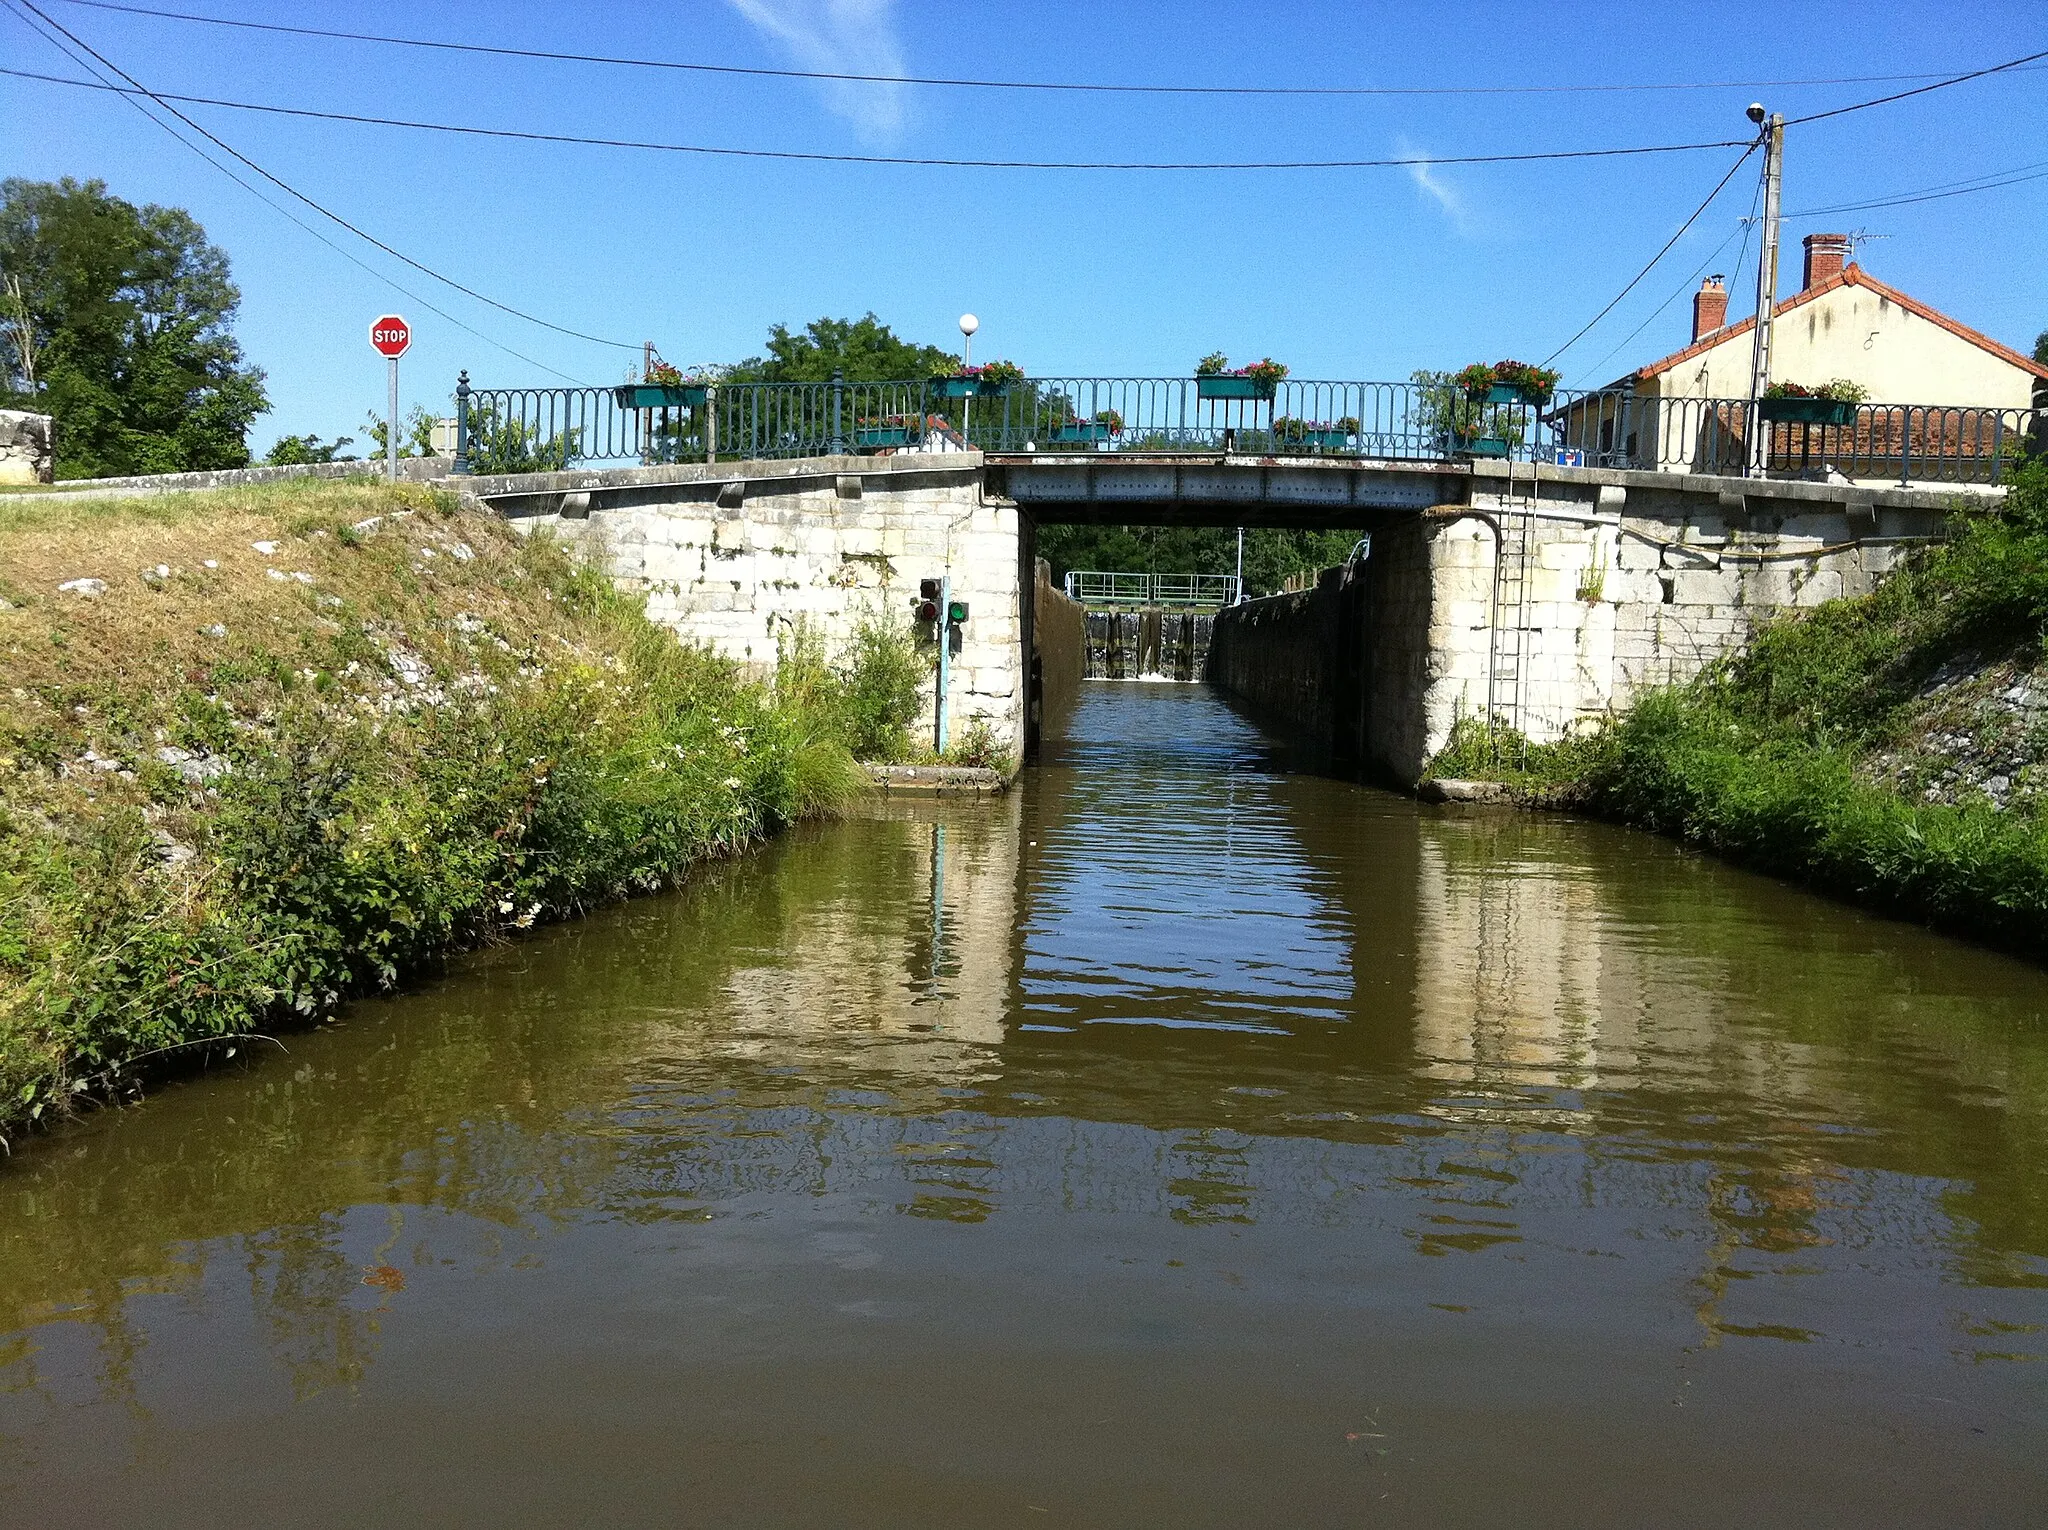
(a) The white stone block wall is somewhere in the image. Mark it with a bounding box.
[526,473,1023,759]
[0,410,53,484]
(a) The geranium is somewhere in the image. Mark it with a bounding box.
[1094,409,1124,434]
[1195,354,1289,385]
[644,360,685,386]
[1764,379,1868,403]
[1457,359,1560,402]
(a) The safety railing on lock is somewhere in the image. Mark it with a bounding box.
[450,371,2043,488]
[1063,571,1241,609]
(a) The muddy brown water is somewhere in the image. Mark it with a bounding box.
[3,684,2045,1526]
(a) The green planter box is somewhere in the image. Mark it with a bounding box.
[1279,429,1353,450]
[854,425,915,448]
[1456,434,1513,459]
[614,383,708,409]
[1197,375,1277,401]
[1051,423,1113,443]
[1760,396,1857,425]
[1478,382,1550,406]
[935,376,1010,398]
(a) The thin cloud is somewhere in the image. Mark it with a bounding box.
[1399,137,1476,233]
[724,0,909,143]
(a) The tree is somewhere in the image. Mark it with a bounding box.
[0,177,268,478]
[2035,329,2047,367]
[264,433,354,465]
[1035,523,1364,599]
[725,313,959,383]
[360,404,438,459]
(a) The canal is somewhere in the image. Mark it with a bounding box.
[2,683,2045,1525]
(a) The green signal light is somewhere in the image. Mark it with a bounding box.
[947,600,969,624]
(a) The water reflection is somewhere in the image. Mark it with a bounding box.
[2,685,2046,1523]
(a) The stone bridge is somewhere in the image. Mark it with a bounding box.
[460,447,1962,783]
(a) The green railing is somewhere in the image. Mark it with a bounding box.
[452,370,2043,487]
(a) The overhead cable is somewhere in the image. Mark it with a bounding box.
[1541,142,1761,368]
[0,68,1756,170]
[6,0,638,352]
[45,0,2048,101]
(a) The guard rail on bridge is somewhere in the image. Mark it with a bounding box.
[452,372,2042,488]
[1063,571,1241,609]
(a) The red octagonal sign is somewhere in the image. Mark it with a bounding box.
[369,314,411,358]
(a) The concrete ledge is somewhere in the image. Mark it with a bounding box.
[459,452,984,503]
[1417,777,1518,804]
[864,763,1005,794]
[0,457,453,504]
[1468,456,1988,511]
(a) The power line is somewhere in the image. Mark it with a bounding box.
[6,0,638,352]
[1785,160,2048,218]
[1784,47,2048,123]
[0,67,1757,170]
[46,0,2048,101]
[0,3,589,382]
[1541,141,1761,368]
[1578,189,1758,383]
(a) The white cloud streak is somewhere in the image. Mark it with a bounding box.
[723,0,909,143]
[1398,136,1476,234]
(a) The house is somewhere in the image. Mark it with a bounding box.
[1560,233,2047,481]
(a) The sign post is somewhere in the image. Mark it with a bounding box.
[369,314,412,481]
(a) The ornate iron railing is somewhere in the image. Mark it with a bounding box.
[451,370,2042,487]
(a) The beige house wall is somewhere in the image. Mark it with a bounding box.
[1644,281,2037,408]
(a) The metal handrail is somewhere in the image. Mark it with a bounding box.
[451,371,2042,488]
[1064,571,1241,609]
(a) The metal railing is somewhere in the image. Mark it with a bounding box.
[1064,571,1241,609]
[452,370,2043,487]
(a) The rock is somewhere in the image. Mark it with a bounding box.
[1418,778,1518,804]
[57,577,106,596]
[251,540,278,555]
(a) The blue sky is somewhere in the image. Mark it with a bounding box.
[6,0,2045,451]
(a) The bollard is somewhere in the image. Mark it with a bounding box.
[452,371,471,475]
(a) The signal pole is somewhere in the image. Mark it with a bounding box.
[1746,105,1784,477]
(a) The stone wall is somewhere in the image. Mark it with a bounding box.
[499,457,1024,758]
[0,454,454,500]
[1029,559,1086,753]
[1206,584,1336,745]
[0,411,53,485]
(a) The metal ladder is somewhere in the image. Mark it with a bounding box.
[1485,469,1536,756]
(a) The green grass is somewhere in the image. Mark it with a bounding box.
[1426,459,2048,954]
[0,480,866,1140]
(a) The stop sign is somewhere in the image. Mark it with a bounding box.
[369,314,411,358]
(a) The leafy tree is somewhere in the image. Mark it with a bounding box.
[1035,523,1364,598]
[360,404,438,459]
[726,313,959,384]
[461,402,577,474]
[2034,329,2047,367]
[0,177,268,478]
[264,432,354,465]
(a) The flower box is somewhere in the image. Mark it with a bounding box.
[1197,374,1277,401]
[1479,382,1547,406]
[1282,428,1353,449]
[1760,396,1857,425]
[1051,422,1113,443]
[854,425,916,448]
[1456,433,1513,459]
[935,376,1011,398]
[614,383,708,409]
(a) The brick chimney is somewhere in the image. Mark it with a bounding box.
[1803,232,1850,290]
[1692,275,1729,342]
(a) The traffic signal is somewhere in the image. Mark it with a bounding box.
[913,577,941,623]
[947,600,969,625]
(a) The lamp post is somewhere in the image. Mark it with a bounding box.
[959,312,979,450]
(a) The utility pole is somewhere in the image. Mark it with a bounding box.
[1745,105,1784,477]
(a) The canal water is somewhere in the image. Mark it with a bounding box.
[3,684,2045,1525]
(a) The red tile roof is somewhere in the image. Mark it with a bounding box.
[1624,264,2048,384]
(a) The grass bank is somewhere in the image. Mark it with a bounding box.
[1428,459,2048,956]
[0,478,869,1140]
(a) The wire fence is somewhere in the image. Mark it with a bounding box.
[452,372,2044,487]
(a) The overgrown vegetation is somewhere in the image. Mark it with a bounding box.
[1427,459,2048,953]
[0,479,866,1141]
